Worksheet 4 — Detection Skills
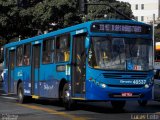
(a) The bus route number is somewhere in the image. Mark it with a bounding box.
[133,80,146,85]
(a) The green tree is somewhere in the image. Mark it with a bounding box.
[0,0,81,42]
[0,0,133,43]
[85,0,134,21]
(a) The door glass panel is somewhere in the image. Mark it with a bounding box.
[72,34,87,96]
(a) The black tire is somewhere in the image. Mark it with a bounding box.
[0,76,3,82]
[62,83,76,110]
[138,100,148,106]
[111,100,126,110]
[18,83,27,103]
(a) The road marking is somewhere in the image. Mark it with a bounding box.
[2,96,17,100]
[1,94,8,96]
[17,104,89,120]
[155,112,160,114]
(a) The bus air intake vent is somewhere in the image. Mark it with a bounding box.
[102,73,148,80]
[107,84,144,88]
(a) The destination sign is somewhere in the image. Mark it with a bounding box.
[91,23,151,34]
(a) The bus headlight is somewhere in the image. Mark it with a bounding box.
[144,84,149,88]
[100,83,107,88]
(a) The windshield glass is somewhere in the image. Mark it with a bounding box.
[88,37,153,71]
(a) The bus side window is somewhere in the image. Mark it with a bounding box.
[23,44,31,66]
[16,46,23,66]
[5,49,8,68]
[56,34,70,63]
[42,39,53,64]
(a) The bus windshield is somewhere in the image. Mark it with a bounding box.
[88,37,153,71]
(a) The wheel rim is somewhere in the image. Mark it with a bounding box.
[18,89,23,101]
[64,90,70,102]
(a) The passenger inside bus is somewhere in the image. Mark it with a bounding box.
[43,55,50,64]
[23,55,30,65]
[18,58,23,66]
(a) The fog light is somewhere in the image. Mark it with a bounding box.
[101,83,107,88]
[144,84,149,88]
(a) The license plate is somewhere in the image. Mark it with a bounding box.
[121,92,133,97]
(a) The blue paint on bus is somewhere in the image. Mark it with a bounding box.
[2,20,154,105]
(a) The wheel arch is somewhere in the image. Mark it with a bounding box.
[17,79,23,95]
[59,78,68,99]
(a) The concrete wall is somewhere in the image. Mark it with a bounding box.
[118,0,160,23]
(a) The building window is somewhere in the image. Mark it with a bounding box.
[141,16,144,21]
[141,4,144,10]
[135,4,138,10]
[135,16,138,21]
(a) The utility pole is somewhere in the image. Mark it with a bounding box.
[153,14,155,68]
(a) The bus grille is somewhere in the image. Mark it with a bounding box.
[107,84,144,88]
[102,73,148,80]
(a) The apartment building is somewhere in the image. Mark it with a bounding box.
[118,0,160,23]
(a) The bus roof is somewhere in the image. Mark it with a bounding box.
[4,19,150,48]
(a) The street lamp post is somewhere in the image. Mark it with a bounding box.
[153,14,155,69]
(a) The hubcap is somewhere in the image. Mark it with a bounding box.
[19,89,23,100]
[64,90,70,100]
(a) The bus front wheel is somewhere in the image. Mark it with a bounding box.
[62,83,76,110]
[138,100,148,106]
[111,100,126,110]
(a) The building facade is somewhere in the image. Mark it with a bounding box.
[118,0,160,23]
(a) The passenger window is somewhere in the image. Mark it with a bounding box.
[42,39,53,64]
[23,44,31,66]
[56,34,70,62]
[5,49,8,68]
[16,46,23,66]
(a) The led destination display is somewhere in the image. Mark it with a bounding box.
[91,23,151,34]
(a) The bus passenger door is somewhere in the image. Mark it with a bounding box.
[31,44,41,96]
[8,50,15,93]
[71,33,87,98]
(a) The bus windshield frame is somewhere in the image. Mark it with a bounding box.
[88,36,153,71]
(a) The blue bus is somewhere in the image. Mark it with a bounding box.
[3,20,154,110]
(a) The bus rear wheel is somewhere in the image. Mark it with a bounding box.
[111,100,126,110]
[18,83,27,103]
[62,83,76,110]
[138,100,148,106]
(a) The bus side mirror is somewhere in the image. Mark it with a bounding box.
[85,37,90,49]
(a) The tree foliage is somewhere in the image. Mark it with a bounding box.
[0,0,133,43]
[85,0,133,21]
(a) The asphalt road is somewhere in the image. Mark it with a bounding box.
[0,82,160,120]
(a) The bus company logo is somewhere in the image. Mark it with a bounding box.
[120,80,132,84]
[1,114,18,120]
[131,114,159,120]
[44,83,54,90]
[17,70,23,77]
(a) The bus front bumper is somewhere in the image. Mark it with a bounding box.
[86,82,153,101]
